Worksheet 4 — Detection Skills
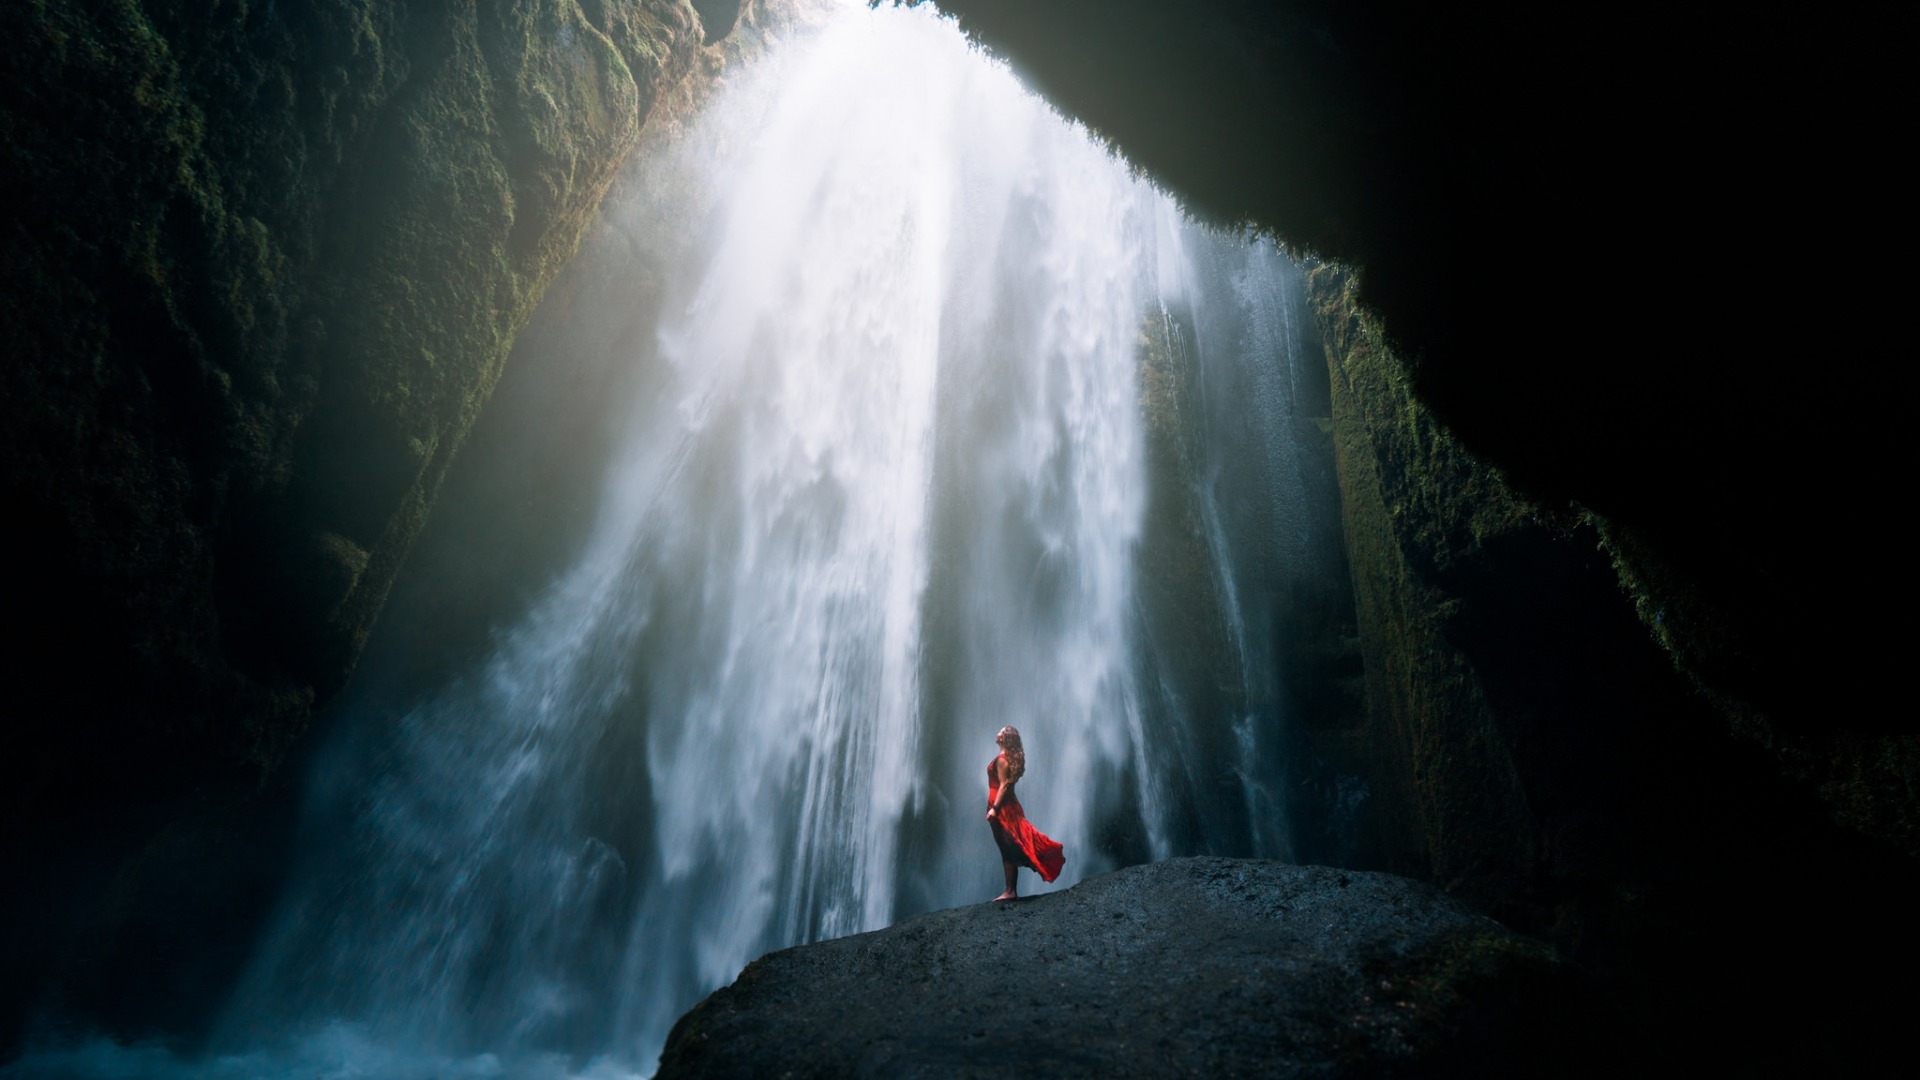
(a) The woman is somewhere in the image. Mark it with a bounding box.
[986,725,1065,900]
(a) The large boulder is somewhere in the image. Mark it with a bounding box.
[658,857,1630,1078]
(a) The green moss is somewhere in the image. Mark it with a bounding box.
[1132,307,1243,712]
[0,0,749,844]
[1307,263,1540,904]
[1389,926,1558,1018]
[1592,471,1920,858]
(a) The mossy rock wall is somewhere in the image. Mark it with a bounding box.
[1596,517,1920,858]
[1308,263,1920,1070]
[1309,264,1535,902]
[0,0,771,1047]
[1,0,720,820]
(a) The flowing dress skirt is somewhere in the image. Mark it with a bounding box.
[988,759,1065,882]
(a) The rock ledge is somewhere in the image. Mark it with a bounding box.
[658,857,1633,1078]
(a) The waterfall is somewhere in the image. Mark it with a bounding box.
[6,6,1334,1078]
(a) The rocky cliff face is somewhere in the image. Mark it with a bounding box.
[0,0,778,1048]
[2,0,712,818]
[1306,264,1919,1072]
[658,858,1631,1079]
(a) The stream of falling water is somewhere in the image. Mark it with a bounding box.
[6,6,1333,1079]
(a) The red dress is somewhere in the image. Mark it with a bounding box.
[988,755,1065,882]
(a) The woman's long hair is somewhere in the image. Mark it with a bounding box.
[996,725,1026,781]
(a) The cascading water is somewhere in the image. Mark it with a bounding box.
[7,6,1344,1078]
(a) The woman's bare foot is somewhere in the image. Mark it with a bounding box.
[998,861,1019,902]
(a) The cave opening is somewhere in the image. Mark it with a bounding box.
[6,0,1917,1075]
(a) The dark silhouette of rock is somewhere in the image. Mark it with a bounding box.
[657,858,1633,1078]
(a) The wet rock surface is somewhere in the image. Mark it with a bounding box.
[657,857,1631,1078]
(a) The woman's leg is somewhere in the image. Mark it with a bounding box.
[994,860,1018,901]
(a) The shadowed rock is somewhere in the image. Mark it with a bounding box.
[657,857,1634,1078]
